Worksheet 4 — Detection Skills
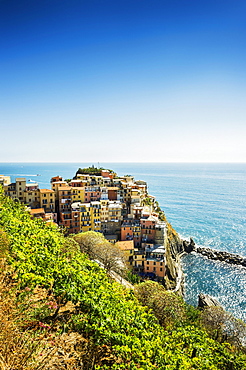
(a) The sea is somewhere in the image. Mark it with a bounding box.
[1,162,246,322]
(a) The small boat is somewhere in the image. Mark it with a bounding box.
[37,174,41,176]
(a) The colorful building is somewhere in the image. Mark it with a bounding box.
[116,240,134,268]
[121,220,141,247]
[144,245,166,279]
[39,189,55,213]
[140,215,158,244]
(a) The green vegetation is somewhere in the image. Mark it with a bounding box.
[0,189,246,369]
[142,196,154,206]
[75,166,116,177]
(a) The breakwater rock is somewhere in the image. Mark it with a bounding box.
[195,246,246,267]
[185,239,246,268]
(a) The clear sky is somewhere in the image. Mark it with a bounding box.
[1,0,246,162]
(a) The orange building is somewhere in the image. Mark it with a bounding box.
[101,169,114,179]
[29,208,46,220]
[121,220,141,247]
[140,216,158,243]
[84,187,101,202]
[144,245,166,279]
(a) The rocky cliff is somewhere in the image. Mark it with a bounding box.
[160,211,195,293]
[162,216,189,293]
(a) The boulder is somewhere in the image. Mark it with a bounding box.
[183,238,196,253]
[198,293,221,309]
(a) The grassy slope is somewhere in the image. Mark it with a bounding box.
[0,190,245,369]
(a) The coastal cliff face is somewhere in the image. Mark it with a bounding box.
[160,213,195,293]
[162,218,185,292]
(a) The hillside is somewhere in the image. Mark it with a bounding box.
[0,188,245,369]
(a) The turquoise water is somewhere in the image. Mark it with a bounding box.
[1,162,246,321]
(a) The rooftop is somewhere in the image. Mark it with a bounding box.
[58,186,72,191]
[29,208,45,214]
[39,188,54,193]
[116,240,134,251]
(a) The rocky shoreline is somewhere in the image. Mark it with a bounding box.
[183,238,246,268]
[167,235,246,302]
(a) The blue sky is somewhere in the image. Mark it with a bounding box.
[1,0,246,162]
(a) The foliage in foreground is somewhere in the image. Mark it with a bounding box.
[0,189,246,369]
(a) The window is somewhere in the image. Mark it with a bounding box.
[160,268,163,271]
[146,267,149,270]
[146,261,149,265]
[153,262,156,265]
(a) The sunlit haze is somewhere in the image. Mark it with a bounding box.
[1,0,246,162]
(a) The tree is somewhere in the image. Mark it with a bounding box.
[134,281,186,329]
[93,241,126,275]
[200,306,246,348]
[61,237,80,259]
[73,231,105,258]
[134,280,162,307]
[73,231,126,274]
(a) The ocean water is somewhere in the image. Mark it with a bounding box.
[1,162,246,321]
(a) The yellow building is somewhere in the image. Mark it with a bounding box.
[79,203,92,232]
[132,250,145,272]
[24,183,40,208]
[39,189,55,213]
[100,199,109,222]
[91,201,101,232]
[75,174,91,186]
[15,178,27,201]
[116,240,134,269]
[4,181,18,200]
[108,201,122,222]
[71,187,85,203]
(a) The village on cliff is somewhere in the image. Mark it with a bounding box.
[0,168,168,281]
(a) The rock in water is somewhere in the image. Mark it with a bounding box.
[183,238,196,253]
[198,293,221,308]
